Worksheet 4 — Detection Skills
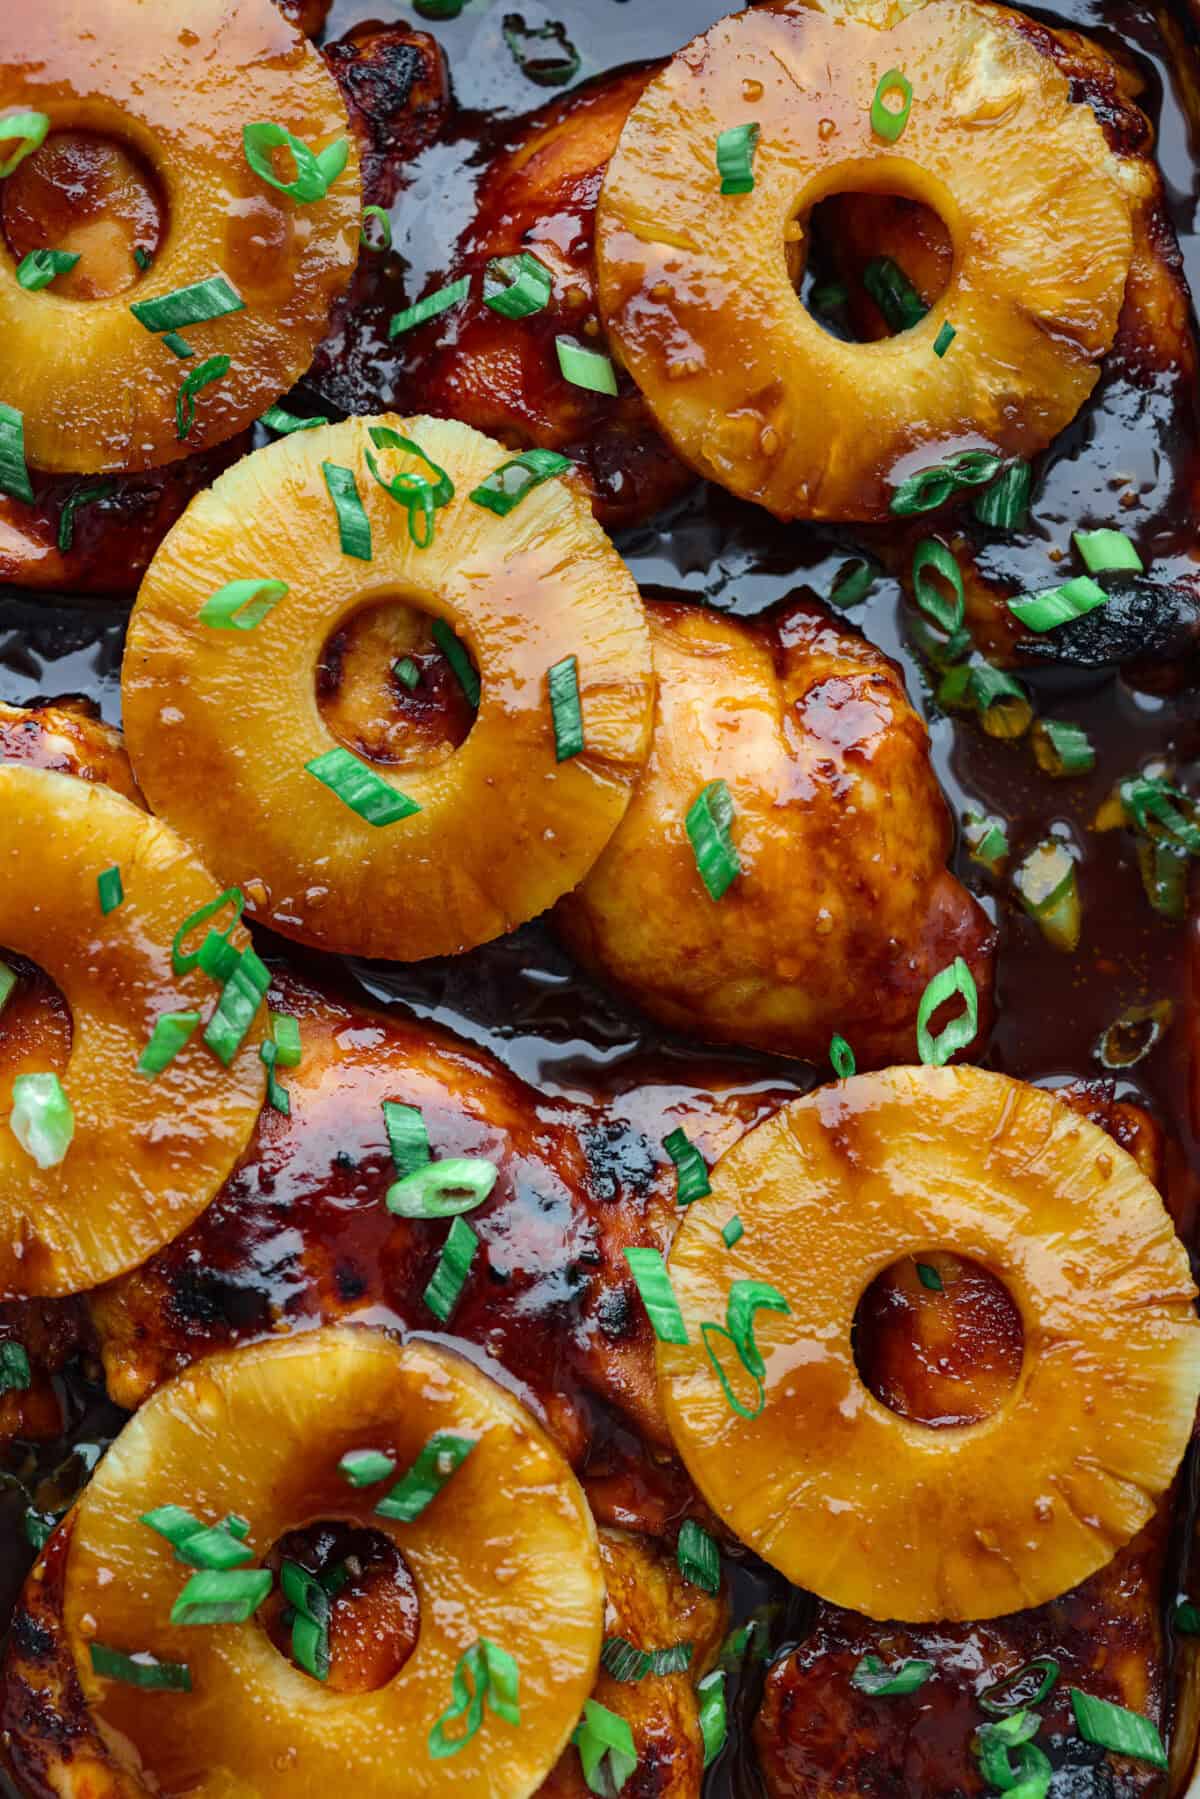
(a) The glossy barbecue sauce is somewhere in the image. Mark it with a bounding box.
[2,0,1200,1794]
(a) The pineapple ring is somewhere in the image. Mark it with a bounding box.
[594,0,1133,522]
[0,762,266,1298]
[122,414,655,961]
[657,1065,1200,1623]
[0,0,360,474]
[62,1326,605,1798]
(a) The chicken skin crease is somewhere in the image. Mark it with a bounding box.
[556,598,996,1067]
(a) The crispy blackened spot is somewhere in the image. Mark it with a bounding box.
[10,1611,55,1664]
[323,22,450,208]
[580,1119,659,1202]
[596,1283,637,1342]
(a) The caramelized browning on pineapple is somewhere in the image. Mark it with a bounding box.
[557,598,995,1067]
[0,699,139,804]
[595,0,1132,521]
[657,1066,1200,1621]
[122,416,655,960]
[0,0,361,473]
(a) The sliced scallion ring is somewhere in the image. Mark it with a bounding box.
[686,779,740,901]
[58,479,117,552]
[242,121,349,204]
[0,960,15,1017]
[0,1341,30,1393]
[260,1040,290,1116]
[1068,1690,1166,1770]
[483,250,553,318]
[15,248,79,292]
[916,957,979,1066]
[916,1261,942,1291]
[176,353,231,441]
[0,401,34,504]
[162,332,194,359]
[10,1072,74,1168]
[1009,575,1106,633]
[912,538,964,634]
[933,321,956,358]
[891,449,1001,517]
[1031,719,1095,777]
[624,1246,689,1344]
[863,257,926,333]
[306,746,419,826]
[828,557,877,610]
[556,335,618,395]
[851,1654,934,1696]
[502,15,581,87]
[386,1157,498,1218]
[423,1215,479,1322]
[432,617,480,707]
[699,1669,728,1766]
[170,1567,273,1626]
[1072,527,1143,574]
[203,947,270,1067]
[548,654,584,762]
[830,1033,856,1078]
[721,1216,743,1249]
[963,810,1009,876]
[870,69,913,142]
[197,578,288,631]
[374,1430,476,1521]
[677,1519,720,1594]
[0,111,49,178]
[338,1448,396,1487]
[89,1644,192,1692]
[321,461,372,561]
[973,460,1031,530]
[601,1636,693,1682]
[137,1011,201,1078]
[978,1656,1060,1717]
[1094,999,1172,1071]
[130,273,244,334]
[97,865,124,915]
[260,404,331,435]
[388,275,471,340]
[1013,840,1081,951]
[382,1100,429,1177]
[716,121,760,194]
[469,447,571,518]
[360,204,392,252]
[663,1126,710,1204]
[171,887,244,976]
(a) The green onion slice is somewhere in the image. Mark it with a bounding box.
[1031,719,1095,778]
[291,1610,331,1681]
[686,779,740,901]
[97,865,124,915]
[383,1100,430,1177]
[269,1012,302,1068]
[176,353,231,441]
[547,654,585,762]
[281,1558,330,1628]
[394,656,420,691]
[830,1033,856,1078]
[916,1261,943,1292]
[170,1567,272,1626]
[1073,527,1143,574]
[141,1503,205,1551]
[374,1430,476,1521]
[386,1157,498,1219]
[1174,1600,1200,1636]
[321,461,373,561]
[360,204,392,251]
[916,957,979,1066]
[933,321,956,357]
[0,960,15,1017]
[430,1639,520,1758]
[338,1448,396,1487]
[423,1215,479,1323]
[727,1277,789,1381]
[58,479,117,552]
[601,1637,693,1682]
[863,257,926,333]
[0,401,34,504]
[432,617,480,707]
[828,557,877,609]
[1068,1690,1167,1770]
[702,1323,765,1420]
[260,404,330,434]
[698,1669,728,1767]
[137,1011,201,1078]
[163,332,194,358]
[0,1341,30,1394]
[0,111,49,178]
[1120,774,1200,855]
[891,449,1001,517]
[1094,999,1172,1072]
[10,1072,74,1168]
[174,1522,255,1573]
[502,15,582,87]
[1009,575,1106,633]
[260,1040,290,1115]
[1014,840,1081,951]
[556,335,618,395]
[978,1657,1060,1717]
[16,248,79,292]
[938,662,1032,740]
[716,122,760,195]
[973,1710,1051,1795]
[416,0,469,15]
[912,538,964,634]
[721,1215,743,1249]
[484,250,553,318]
[198,577,288,631]
[1137,837,1187,921]
[470,447,571,519]
[964,810,1009,875]
[242,121,349,204]
[973,460,1031,530]
[663,1126,710,1204]
[365,425,455,548]
[624,1246,689,1345]
[572,1699,638,1794]
[306,746,419,826]
[388,275,471,340]
[171,887,244,975]
[90,1644,192,1692]
[870,69,913,142]
[203,946,270,1067]
[677,1519,721,1594]
[130,273,244,334]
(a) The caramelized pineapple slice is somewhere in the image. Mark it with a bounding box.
[0,0,360,473]
[0,762,266,1297]
[123,415,654,961]
[657,1065,1200,1622]
[62,1327,604,1798]
[595,0,1133,520]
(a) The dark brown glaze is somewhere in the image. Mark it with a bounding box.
[1,133,164,302]
[315,597,476,772]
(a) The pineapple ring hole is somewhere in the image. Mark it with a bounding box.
[852,1251,1024,1429]
[0,950,72,1092]
[794,189,952,343]
[2,130,165,303]
[261,1518,421,1693]
[316,597,479,775]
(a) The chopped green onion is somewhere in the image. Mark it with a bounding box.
[281,1561,329,1626]
[176,353,231,441]
[133,247,153,271]
[1031,719,1095,777]
[863,257,926,333]
[1175,1600,1200,1636]
[198,927,246,988]
[572,1699,638,1794]
[978,1657,1060,1717]
[870,69,913,142]
[1069,1691,1167,1769]
[601,1636,693,1682]
[933,322,956,357]
[1013,840,1081,951]
[891,449,1001,517]
[375,1431,476,1521]
[663,1126,710,1204]
[1138,838,1187,919]
[915,1261,942,1292]
[432,618,480,707]
[698,1669,727,1766]
[203,946,270,1067]
[321,461,372,561]
[430,1640,520,1758]
[170,1567,272,1626]
[973,1710,1051,1795]
[828,557,877,609]
[242,122,349,204]
[721,1215,743,1249]
[830,1033,856,1078]
[964,810,1009,875]
[386,1157,498,1218]
[716,122,760,195]
[811,280,849,315]
[702,1323,763,1419]
[1010,575,1106,633]
[96,865,124,915]
[360,204,392,251]
[556,336,618,396]
[624,1246,689,1345]
[973,460,1031,530]
[686,778,740,901]
[388,276,471,340]
[416,0,469,15]
[484,251,553,318]
[1073,528,1142,574]
[137,1011,201,1078]
[279,1561,331,1682]
[162,332,194,358]
[851,1654,935,1697]
[306,746,419,825]
[198,577,288,631]
[10,1072,74,1168]
[171,887,243,975]
[0,1341,30,1394]
[291,1610,330,1681]
[130,274,244,334]
[912,538,964,634]
[938,662,1033,739]
[0,112,49,178]
[16,248,79,292]
[338,1448,396,1487]
[0,960,14,1016]
[677,1519,720,1594]
[58,480,117,552]
[141,1503,205,1552]
[89,1644,191,1692]
[1094,999,1172,1071]
[365,425,455,549]
[394,656,420,691]
[470,447,571,518]
[174,1523,254,1573]
[703,1278,790,1421]
[547,654,585,762]
[916,957,979,1066]
[1120,774,1200,855]
[502,15,581,86]
[423,1215,479,1323]
[383,1100,430,1177]
[0,401,33,504]
[260,1039,290,1115]
[261,404,329,434]
[269,1012,302,1068]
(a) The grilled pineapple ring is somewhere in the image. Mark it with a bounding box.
[658,1065,1200,1622]
[595,0,1133,522]
[63,1327,604,1798]
[0,0,360,474]
[0,763,266,1298]
[122,415,655,961]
